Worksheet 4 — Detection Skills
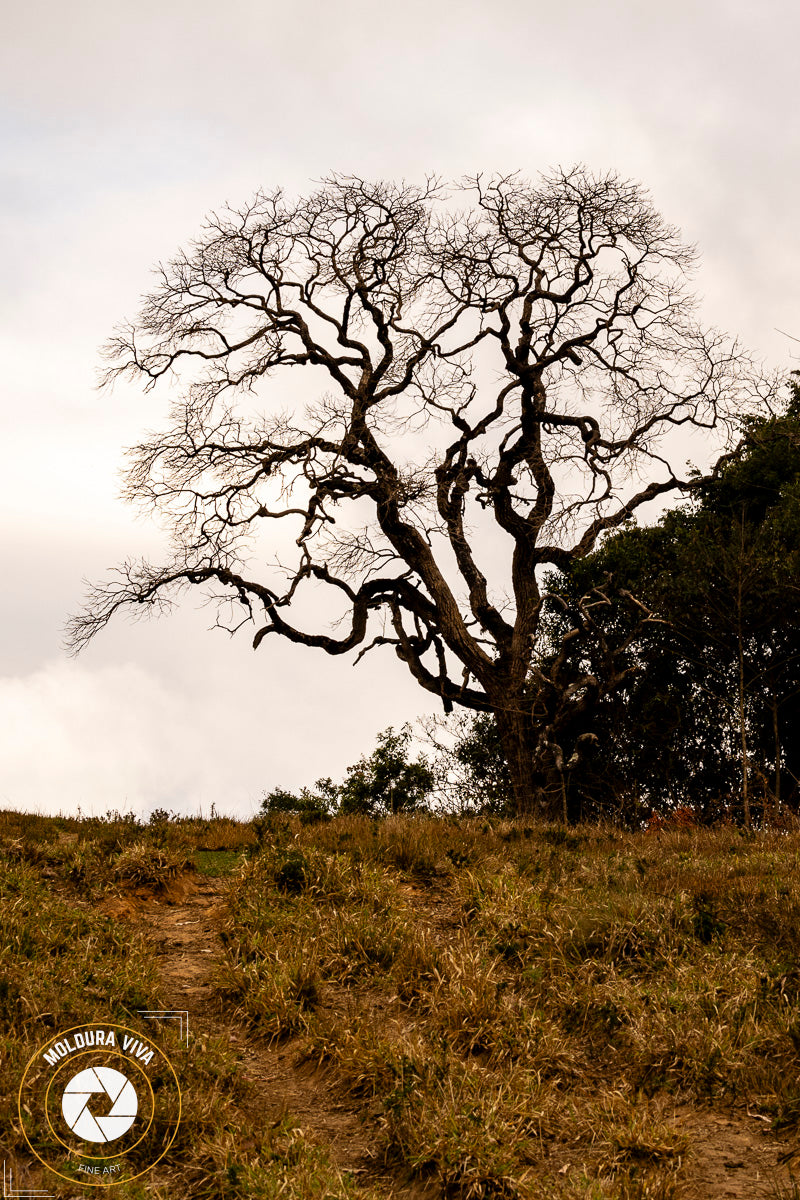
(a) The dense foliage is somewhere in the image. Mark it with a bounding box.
[453,376,800,825]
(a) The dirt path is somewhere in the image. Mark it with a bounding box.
[101,873,800,1200]
[675,1105,797,1199]
[101,873,426,1198]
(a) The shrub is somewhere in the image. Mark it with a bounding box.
[261,782,335,825]
[113,842,194,888]
[339,726,434,816]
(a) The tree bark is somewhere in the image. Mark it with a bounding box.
[494,702,552,817]
[772,695,782,815]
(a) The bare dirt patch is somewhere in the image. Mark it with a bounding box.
[675,1105,797,1199]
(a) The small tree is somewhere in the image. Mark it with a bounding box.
[339,726,434,815]
[447,712,511,815]
[261,781,336,824]
[67,170,770,815]
[261,728,434,818]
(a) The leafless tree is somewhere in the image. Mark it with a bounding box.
[67,169,772,814]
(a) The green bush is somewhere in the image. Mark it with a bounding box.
[261,782,335,825]
[261,727,434,821]
[338,726,434,816]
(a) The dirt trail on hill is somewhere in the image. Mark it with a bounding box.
[104,872,800,1200]
[676,1106,796,1198]
[101,873,428,1199]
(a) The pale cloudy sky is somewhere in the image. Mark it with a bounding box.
[1,0,798,817]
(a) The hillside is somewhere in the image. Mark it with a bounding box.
[2,811,800,1198]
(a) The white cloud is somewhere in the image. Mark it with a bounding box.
[0,659,243,817]
[0,646,433,819]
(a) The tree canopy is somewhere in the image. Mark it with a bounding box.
[67,169,772,815]
[502,375,800,824]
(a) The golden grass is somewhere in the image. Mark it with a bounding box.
[219,817,800,1196]
[4,809,800,1196]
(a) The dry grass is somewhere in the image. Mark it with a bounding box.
[4,809,800,1196]
[218,817,800,1196]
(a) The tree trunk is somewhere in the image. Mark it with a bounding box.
[494,703,550,817]
[772,695,782,815]
[736,638,751,828]
[735,513,751,829]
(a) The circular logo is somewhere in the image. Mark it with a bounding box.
[61,1066,138,1143]
[18,1023,181,1188]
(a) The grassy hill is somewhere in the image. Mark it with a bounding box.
[2,809,800,1198]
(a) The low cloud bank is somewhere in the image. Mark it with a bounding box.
[0,650,431,820]
[0,659,277,818]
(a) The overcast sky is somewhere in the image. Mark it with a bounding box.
[2,0,798,818]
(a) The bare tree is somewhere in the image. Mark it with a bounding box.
[67,169,770,815]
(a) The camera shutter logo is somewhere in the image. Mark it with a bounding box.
[61,1066,138,1143]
